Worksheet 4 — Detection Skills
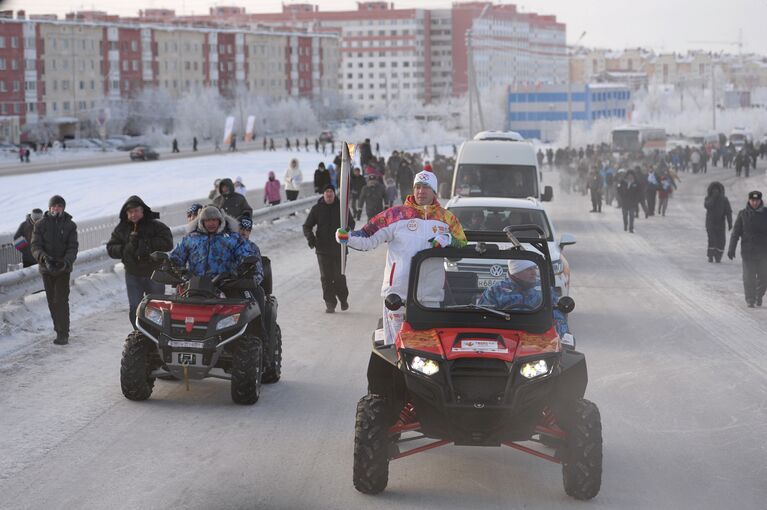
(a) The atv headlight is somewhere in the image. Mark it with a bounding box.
[143,306,163,326]
[216,314,240,331]
[520,359,550,379]
[410,356,440,376]
[552,260,564,274]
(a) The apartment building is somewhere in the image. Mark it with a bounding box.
[243,1,567,112]
[0,11,338,138]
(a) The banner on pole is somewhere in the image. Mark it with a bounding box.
[244,115,255,142]
[223,116,235,146]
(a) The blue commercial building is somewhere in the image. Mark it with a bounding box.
[507,83,631,142]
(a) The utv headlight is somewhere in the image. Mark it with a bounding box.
[520,359,550,379]
[552,260,564,274]
[143,306,163,326]
[216,314,240,331]
[410,356,440,376]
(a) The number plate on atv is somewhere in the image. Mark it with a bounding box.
[177,353,197,365]
[477,278,503,288]
[452,339,508,354]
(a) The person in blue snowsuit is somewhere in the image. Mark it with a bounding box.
[478,258,570,338]
[170,205,253,276]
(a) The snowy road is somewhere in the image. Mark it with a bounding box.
[1,164,767,509]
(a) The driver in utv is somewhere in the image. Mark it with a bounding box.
[170,205,255,277]
[336,171,467,345]
[479,259,573,342]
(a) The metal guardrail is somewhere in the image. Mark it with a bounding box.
[0,182,316,274]
[0,195,318,302]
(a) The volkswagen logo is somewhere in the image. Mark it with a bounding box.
[474,402,485,409]
[489,264,505,277]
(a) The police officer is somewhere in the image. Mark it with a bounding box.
[728,190,767,307]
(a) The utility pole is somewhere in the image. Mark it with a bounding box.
[711,60,717,130]
[467,32,474,138]
[567,31,586,149]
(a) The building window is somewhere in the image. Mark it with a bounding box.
[63,102,70,112]
[0,81,5,92]
[0,37,4,48]
[11,37,18,48]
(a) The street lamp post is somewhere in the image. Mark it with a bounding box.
[567,31,586,149]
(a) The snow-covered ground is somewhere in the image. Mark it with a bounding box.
[0,149,329,234]
[1,162,766,508]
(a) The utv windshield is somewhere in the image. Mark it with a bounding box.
[449,206,553,241]
[454,164,538,198]
[414,254,546,315]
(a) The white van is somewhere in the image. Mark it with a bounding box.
[449,131,553,201]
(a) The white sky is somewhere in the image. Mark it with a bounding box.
[3,0,765,54]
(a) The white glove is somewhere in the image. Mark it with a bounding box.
[429,233,452,248]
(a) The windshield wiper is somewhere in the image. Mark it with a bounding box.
[445,304,510,320]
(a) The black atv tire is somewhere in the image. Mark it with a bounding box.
[230,335,263,405]
[120,331,156,401]
[353,394,391,494]
[262,324,282,384]
[560,398,603,500]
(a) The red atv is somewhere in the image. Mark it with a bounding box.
[120,252,281,405]
[353,227,602,499]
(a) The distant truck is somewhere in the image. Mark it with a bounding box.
[612,125,667,154]
[729,128,753,149]
[449,131,552,202]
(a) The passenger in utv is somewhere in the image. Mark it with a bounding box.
[478,259,571,338]
[336,171,467,345]
[170,205,253,277]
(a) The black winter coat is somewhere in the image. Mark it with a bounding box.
[358,141,373,168]
[106,196,174,277]
[314,168,330,193]
[350,173,366,197]
[302,197,355,255]
[617,179,640,209]
[13,215,37,266]
[31,211,78,275]
[729,203,767,259]
[704,182,732,231]
[214,178,253,219]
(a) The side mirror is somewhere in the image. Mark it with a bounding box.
[557,296,575,314]
[559,233,576,249]
[150,251,169,263]
[541,185,553,202]
[384,293,403,311]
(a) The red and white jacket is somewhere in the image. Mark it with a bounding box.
[345,196,467,299]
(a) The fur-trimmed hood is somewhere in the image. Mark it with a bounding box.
[185,206,240,235]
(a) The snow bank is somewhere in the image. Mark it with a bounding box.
[0,149,329,234]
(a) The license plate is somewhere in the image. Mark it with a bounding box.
[177,353,197,365]
[478,278,502,288]
[453,339,508,353]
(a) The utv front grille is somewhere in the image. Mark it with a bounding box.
[450,358,510,405]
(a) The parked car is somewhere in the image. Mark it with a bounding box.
[130,146,159,161]
[445,196,575,296]
[319,131,334,144]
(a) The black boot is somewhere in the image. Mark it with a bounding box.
[53,332,69,345]
[340,300,349,311]
[325,302,336,313]
[757,296,763,307]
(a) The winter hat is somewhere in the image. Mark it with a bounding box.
[235,175,243,183]
[239,216,253,231]
[30,208,43,221]
[124,198,143,210]
[748,190,762,200]
[413,171,438,194]
[323,184,336,193]
[186,203,203,216]
[48,195,66,208]
[199,206,224,222]
[507,259,537,275]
